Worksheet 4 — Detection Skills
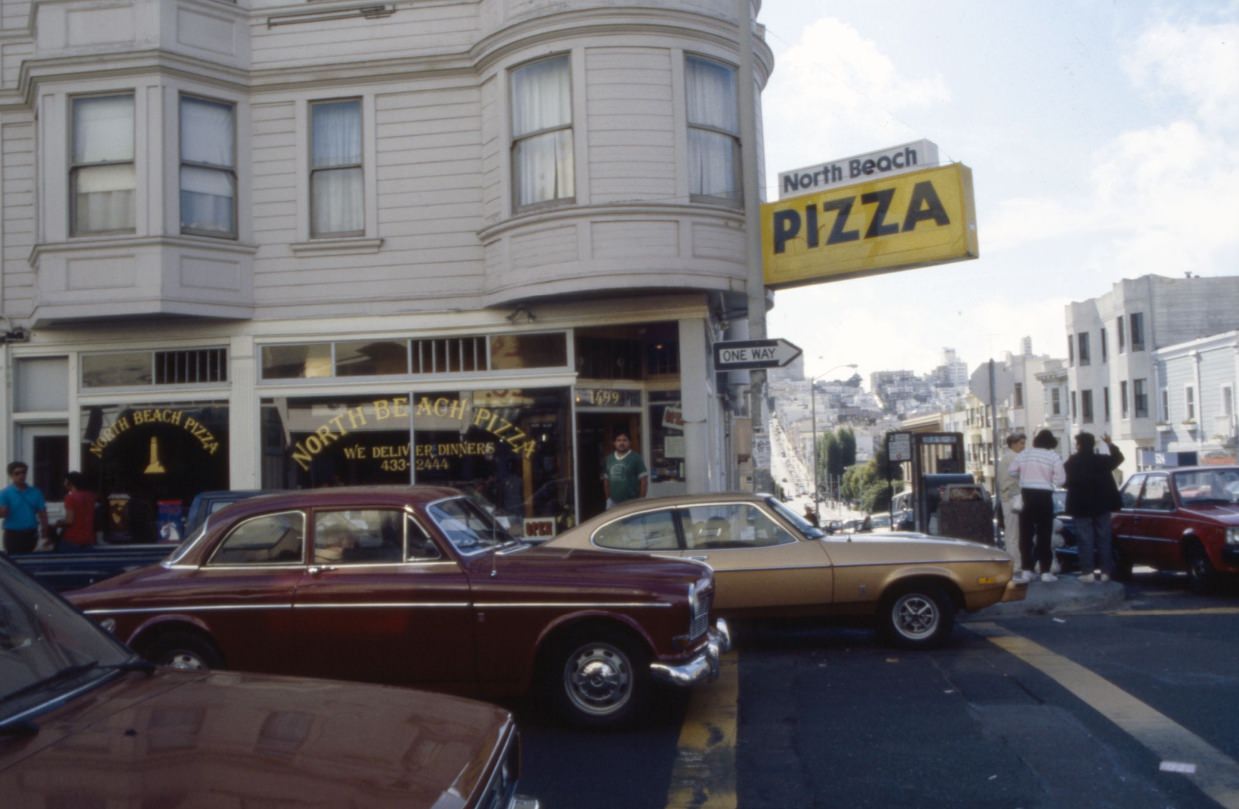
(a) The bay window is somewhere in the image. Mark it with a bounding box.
[686,55,740,204]
[511,55,574,209]
[180,96,237,238]
[71,94,135,235]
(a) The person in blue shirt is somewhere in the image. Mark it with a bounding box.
[0,460,49,554]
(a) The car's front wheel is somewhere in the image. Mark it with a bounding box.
[881,583,956,649]
[142,630,224,671]
[545,629,650,728]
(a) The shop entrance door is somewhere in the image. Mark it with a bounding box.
[576,412,641,522]
[19,425,69,507]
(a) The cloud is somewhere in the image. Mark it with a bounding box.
[1123,19,1239,130]
[763,18,950,175]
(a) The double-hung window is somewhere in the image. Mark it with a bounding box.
[686,55,740,204]
[71,94,135,235]
[180,97,237,238]
[310,99,364,237]
[511,55,574,210]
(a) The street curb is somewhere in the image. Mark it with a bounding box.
[962,579,1126,620]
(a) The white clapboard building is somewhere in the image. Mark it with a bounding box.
[0,0,772,540]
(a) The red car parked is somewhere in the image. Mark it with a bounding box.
[0,555,537,809]
[1112,465,1239,592]
[67,486,725,728]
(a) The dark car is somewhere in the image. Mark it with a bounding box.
[1108,466,1239,592]
[0,555,537,808]
[10,490,281,593]
[67,486,726,728]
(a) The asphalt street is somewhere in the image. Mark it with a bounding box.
[517,573,1239,809]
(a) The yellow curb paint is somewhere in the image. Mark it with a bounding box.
[665,650,739,809]
[971,622,1239,809]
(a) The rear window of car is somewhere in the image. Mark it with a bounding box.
[593,509,679,551]
[209,511,305,565]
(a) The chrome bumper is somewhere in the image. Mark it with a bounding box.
[1001,578,1028,603]
[649,619,729,687]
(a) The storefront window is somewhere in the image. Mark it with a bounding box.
[80,402,229,544]
[261,395,413,489]
[649,390,686,486]
[260,388,574,538]
[412,388,574,538]
[490,333,568,370]
[335,340,409,376]
[262,344,332,379]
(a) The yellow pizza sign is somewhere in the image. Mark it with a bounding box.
[762,163,978,289]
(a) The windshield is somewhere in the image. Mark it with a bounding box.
[427,496,518,554]
[0,557,133,727]
[767,497,825,539]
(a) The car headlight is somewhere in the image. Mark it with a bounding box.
[688,581,699,613]
[1227,527,1239,545]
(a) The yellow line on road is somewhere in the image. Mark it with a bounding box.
[972,622,1239,808]
[1108,607,1239,617]
[665,650,738,809]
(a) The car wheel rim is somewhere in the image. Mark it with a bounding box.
[893,593,939,639]
[165,651,208,671]
[564,642,632,716]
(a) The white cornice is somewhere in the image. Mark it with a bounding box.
[476,201,745,243]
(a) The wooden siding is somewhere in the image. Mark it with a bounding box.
[2,120,34,316]
[586,47,676,204]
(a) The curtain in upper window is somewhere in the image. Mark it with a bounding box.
[511,55,574,209]
[686,56,740,204]
[181,97,236,237]
[72,95,135,234]
[310,99,364,237]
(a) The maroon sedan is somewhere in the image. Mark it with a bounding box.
[67,486,725,728]
[1112,465,1239,592]
[0,555,537,809]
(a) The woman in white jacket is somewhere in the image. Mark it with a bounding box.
[1008,429,1066,582]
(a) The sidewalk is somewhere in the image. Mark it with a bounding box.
[964,575,1126,620]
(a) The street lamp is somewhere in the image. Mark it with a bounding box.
[810,363,858,523]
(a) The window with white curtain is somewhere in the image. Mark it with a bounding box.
[685,55,740,205]
[510,54,574,210]
[71,94,135,235]
[180,96,236,238]
[310,99,364,237]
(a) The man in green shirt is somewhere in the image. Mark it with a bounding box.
[603,432,648,508]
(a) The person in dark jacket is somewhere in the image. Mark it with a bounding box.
[1064,432,1124,582]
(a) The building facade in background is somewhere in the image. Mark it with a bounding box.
[1065,274,1239,476]
[0,0,772,541]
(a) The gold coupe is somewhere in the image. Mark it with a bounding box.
[545,493,1025,648]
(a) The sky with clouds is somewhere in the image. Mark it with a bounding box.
[757,0,1239,382]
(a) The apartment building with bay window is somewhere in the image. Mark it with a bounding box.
[1064,274,1239,476]
[0,0,772,542]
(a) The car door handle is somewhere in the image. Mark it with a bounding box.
[307,565,336,576]
[689,555,709,562]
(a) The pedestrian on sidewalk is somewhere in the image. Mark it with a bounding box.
[1064,432,1124,583]
[996,432,1028,581]
[1008,429,1065,582]
[0,460,49,554]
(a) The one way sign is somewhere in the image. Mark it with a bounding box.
[713,338,802,370]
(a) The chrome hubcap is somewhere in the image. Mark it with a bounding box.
[166,651,208,671]
[565,642,631,716]
[893,594,939,639]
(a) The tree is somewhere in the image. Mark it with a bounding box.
[816,431,837,498]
